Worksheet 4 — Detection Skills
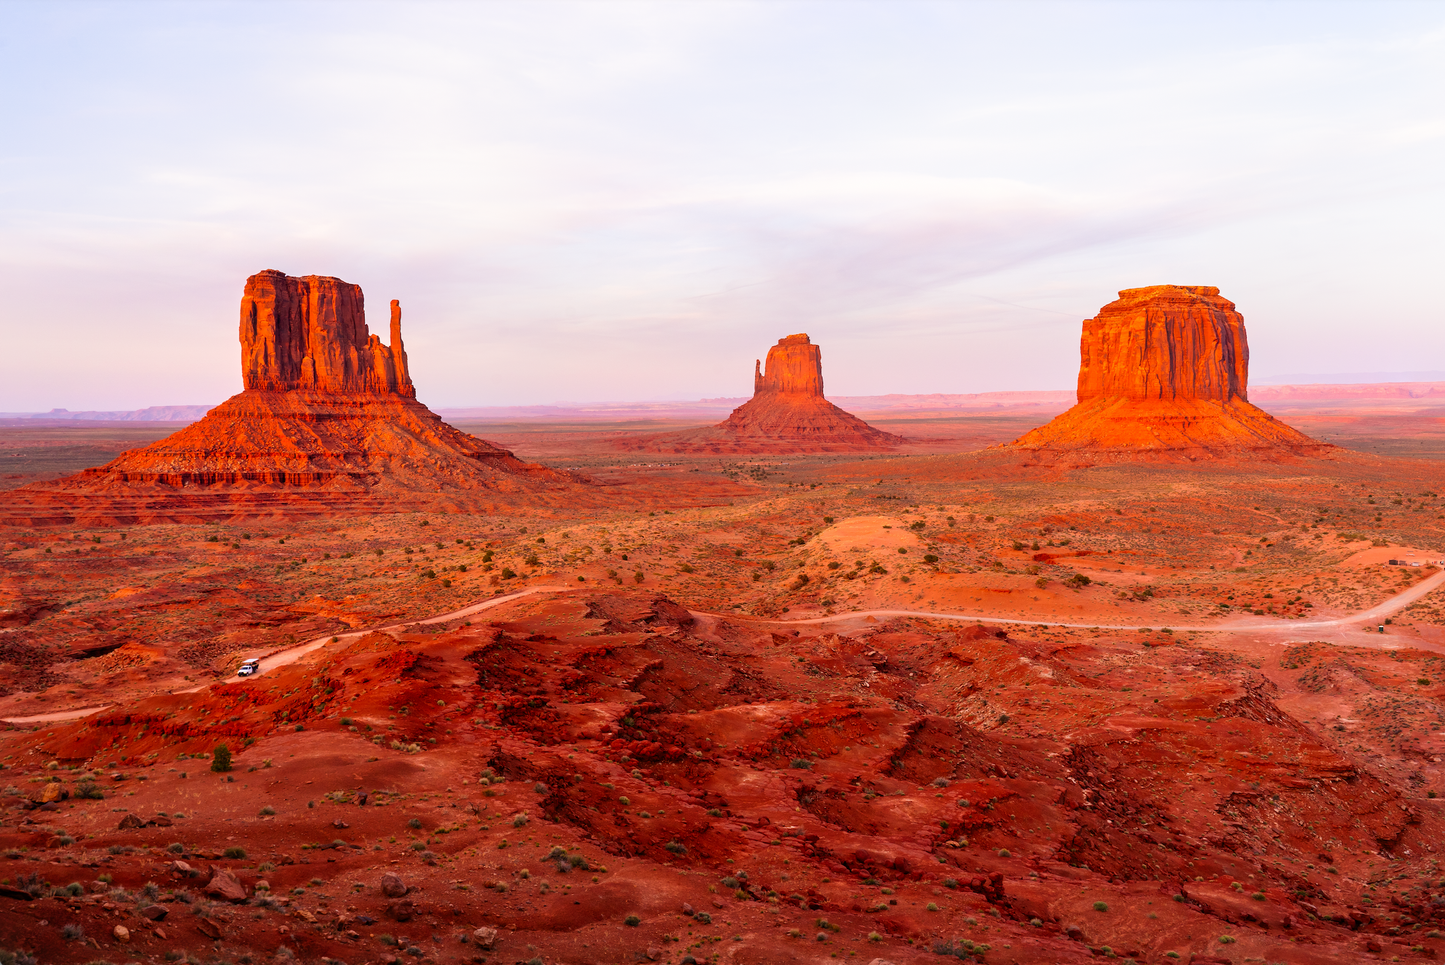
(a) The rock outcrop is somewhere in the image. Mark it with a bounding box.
[22,270,586,513]
[240,270,413,396]
[1007,286,1327,460]
[621,334,902,453]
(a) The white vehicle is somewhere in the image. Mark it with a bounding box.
[237,658,261,677]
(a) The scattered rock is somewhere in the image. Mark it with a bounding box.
[385,900,416,922]
[196,918,221,940]
[113,924,129,942]
[140,904,168,921]
[332,819,349,829]
[380,872,408,898]
[38,783,62,804]
[203,868,247,903]
[117,813,143,830]
[471,926,498,949]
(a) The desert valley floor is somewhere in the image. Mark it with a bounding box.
[2,402,1445,965]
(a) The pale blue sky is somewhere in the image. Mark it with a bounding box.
[2,1,1443,408]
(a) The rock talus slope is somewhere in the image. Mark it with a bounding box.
[623,334,902,453]
[1008,285,1327,460]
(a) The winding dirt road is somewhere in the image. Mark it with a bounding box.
[5,571,1441,726]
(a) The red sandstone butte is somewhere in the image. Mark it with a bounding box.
[1007,285,1327,460]
[39,270,580,502]
[240,270,413,396]
[621,334,902,453]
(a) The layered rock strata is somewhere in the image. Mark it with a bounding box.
[36,270,579,501]
[622,334,902,453]
[1007,285,1326,460]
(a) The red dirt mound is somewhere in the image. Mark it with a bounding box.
[1006,285,1328,461]
[619,334,902,453]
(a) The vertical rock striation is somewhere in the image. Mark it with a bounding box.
[1007,285,1326,460]
[1075,286,1247,403]
[753,333,826,398]
[240,270,413,397]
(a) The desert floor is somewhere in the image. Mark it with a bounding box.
[2,407,1445,964]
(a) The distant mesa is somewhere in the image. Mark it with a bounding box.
[1005,285,1328,460]
[14,270,582,517]
[619,334,903,454]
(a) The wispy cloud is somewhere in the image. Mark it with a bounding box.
[1,1,1443,407]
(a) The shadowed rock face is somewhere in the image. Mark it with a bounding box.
[1008,286,1327,461]
[240,270,414,397]
[620,334,902,454]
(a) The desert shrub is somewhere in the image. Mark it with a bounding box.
[1093,901,1109,912]
[61,924,84,941]
[406,818,422,830]
[223,847,246,859]
[210,745,232,773]
[694,912,711,924]
[624,914,640,927]
[74,781,104,800]
[259,806,275,816]
[166,843,184,854]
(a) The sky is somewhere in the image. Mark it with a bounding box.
[2,0,1443,410]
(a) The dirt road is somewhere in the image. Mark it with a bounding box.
[6,572,1440,726]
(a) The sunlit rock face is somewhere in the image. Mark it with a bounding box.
[1008,286,1326,461]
